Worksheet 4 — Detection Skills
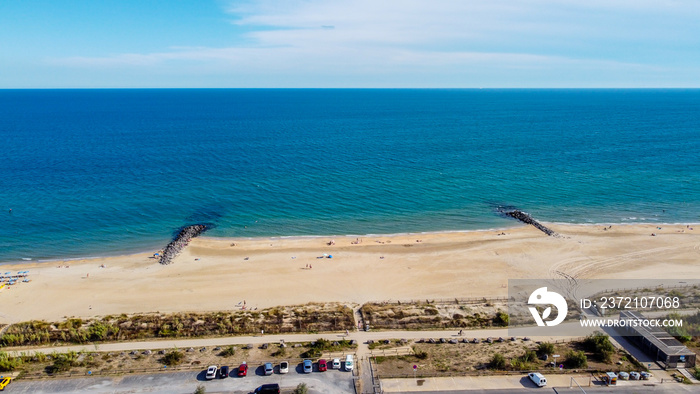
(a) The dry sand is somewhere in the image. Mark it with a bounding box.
[1,223,699,323]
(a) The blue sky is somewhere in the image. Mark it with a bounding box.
[2,0,700,88]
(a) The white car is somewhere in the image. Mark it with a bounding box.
[205,365,218,380]
[345,355,354,371]
[618,371,629,380]
[528,372,547,387]
[629,371,641,380]
[640,371,653,380]
[279,361,289,374]
[332,358,341,369]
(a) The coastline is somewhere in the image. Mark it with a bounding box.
[4,220,700,266]
[1,222,699,323]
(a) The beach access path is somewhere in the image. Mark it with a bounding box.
[6,328,567,357]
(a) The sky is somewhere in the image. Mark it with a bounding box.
[1,0,700,88]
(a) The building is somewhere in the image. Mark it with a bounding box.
[618,310,696,369]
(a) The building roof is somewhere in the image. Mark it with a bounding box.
[619,310,695,357]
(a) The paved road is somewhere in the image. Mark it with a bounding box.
[6,368,354,394]
[394,387,695,394]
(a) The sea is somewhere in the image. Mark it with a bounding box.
[1,89,699,264]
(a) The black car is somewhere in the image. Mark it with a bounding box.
[219,365,229,378]
[254,383,280,394]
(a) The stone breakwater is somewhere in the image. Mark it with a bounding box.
[504,210,558,237]
[159,224,207,265]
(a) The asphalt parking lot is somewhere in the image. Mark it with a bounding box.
[4,362,356,394]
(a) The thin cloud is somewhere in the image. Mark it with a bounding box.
[45,0,699,86]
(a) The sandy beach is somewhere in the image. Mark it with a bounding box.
[1,223,699,324]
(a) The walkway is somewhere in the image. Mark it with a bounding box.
[6,328,567,357]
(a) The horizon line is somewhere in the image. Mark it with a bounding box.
[2,87,700,90]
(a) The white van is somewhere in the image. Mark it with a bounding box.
[528,372,547,387]
[345,355,354,371]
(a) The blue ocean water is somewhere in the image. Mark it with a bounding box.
[1,89,699,263]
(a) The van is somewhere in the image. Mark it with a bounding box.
[254,384,280,394]
[345,354,354,371]
[528,372,547,387]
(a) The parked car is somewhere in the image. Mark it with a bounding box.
[0,377,11,391]
[345,355,354,371]
[528,372,547,387]
[219,365,229,378]
[264,362,274,375]
[279,361,289,374]
[303,359,313,373]
[318,359,328,372]
[618,371,629,380]
[254,383,280,394]
[640,371,652,380]
[332,358,341,369]
[629,371,641,380]
[237,362,248,377]
[205,365,218,380]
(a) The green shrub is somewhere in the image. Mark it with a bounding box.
[49,351,79,373]
[0,351,22,372]
[494,311,509,326]
[537,342,555,357]
[194,385,206,394]
[489,353,507,370]
[520,349,537,363]
[412,347,428,360]
[271,346,286,357]
[565,350,587,368]
[301,338,353,358]
[293,383,308,394]
[163,350,184,366]
[219,346,236,357]
[582,332,614,363]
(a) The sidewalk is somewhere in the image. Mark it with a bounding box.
[5,328,571,357]
[381,373,678,392]
[381,374,593,392]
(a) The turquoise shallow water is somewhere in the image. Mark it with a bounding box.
[1,89,699,263]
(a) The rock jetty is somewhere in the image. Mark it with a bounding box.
[159,224,207,265]
[504,210,558,237]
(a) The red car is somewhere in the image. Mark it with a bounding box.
[318,359,327,372]
[237,362,248,377]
